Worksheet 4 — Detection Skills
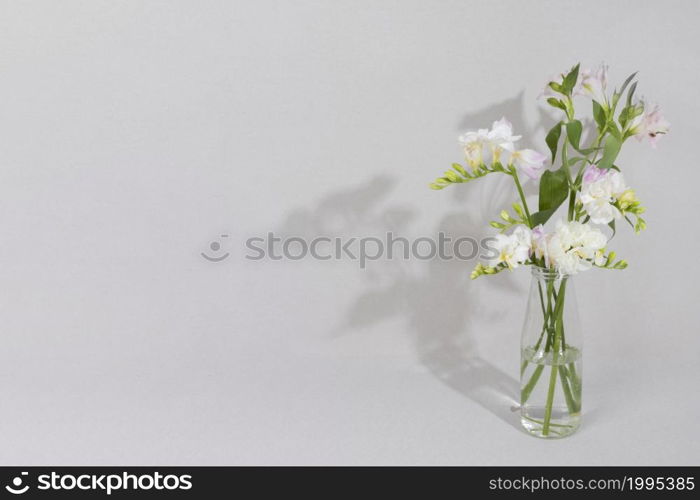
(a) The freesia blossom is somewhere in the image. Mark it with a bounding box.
[629,104,670,147]
[579,165,628,224]
[488,226,532,269]
[582,198,620,225]
[578,63,608,104]
[458,117,521,167]
[512,225,532,249]
[508,149,548,179]
[539,220,608,275]
[531,225,548,262]
[458,117,547,178]
[458,128,489,168]
[487,117,521,156]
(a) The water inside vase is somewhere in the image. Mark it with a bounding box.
[520,345,582,438]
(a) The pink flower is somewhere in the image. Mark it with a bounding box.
[583,165,606,184]
[509,149,548,179]
[531,224,549,265]
[577,63,608,104]
[630,104,670,147]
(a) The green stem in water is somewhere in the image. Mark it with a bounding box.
[521,415,574,428]
[542,279,567,436]
[566,363,582,412]
[521,364,544,404]
[558,365,577,415]
[521,278,555,403]
[542,366,559,436]
[520,282,549,376]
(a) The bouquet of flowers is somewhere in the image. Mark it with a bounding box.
[429,63,669,437]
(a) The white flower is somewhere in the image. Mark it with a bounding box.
[458,117,522,167]
[488,226,532,269]
[458,118,546,178]
[535,220,607,275]
[531,225,548,262]
[629,103,670,147]
[550,244,592,275]
[512,225,532,248]
[458,128,489,169]
[509,149,548,179]
[582,198,621,225]
[579,166,628,224]
[487,117,521,155]
[578,63,608,104]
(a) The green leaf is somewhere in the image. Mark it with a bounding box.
[530,208,557,227]
[618,106,631,128]
[618,71,637,98]
[626,81,638,107]
[561,63,580,95]
[608,219,616,238]
[613,71,637,109]
[531,167,570,226]
[545,122,562,163]
[606,121,622,140]
[592,100,606,130]
[546,98,567,111]
[538,168,569,213]
[566,120,583,150]
[597,134,622,170]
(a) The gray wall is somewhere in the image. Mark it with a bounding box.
[1,0,697,464]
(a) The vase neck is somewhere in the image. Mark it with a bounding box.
[530,266,571,282]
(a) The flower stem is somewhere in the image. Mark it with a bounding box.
[542,366,559,436]
[558,365,577,415]
[521,415,574,428]
[542,280,567,436]
[521,364,544,404]
[510,167,532,227]
[521,279,555,396]
[520,282,549,376]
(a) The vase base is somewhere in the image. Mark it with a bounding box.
[520,410,581,438]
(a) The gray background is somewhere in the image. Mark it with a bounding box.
[1,0,698,465]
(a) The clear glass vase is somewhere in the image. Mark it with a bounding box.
[520,267,582,438]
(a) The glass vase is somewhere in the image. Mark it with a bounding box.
[520,267,582,438]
